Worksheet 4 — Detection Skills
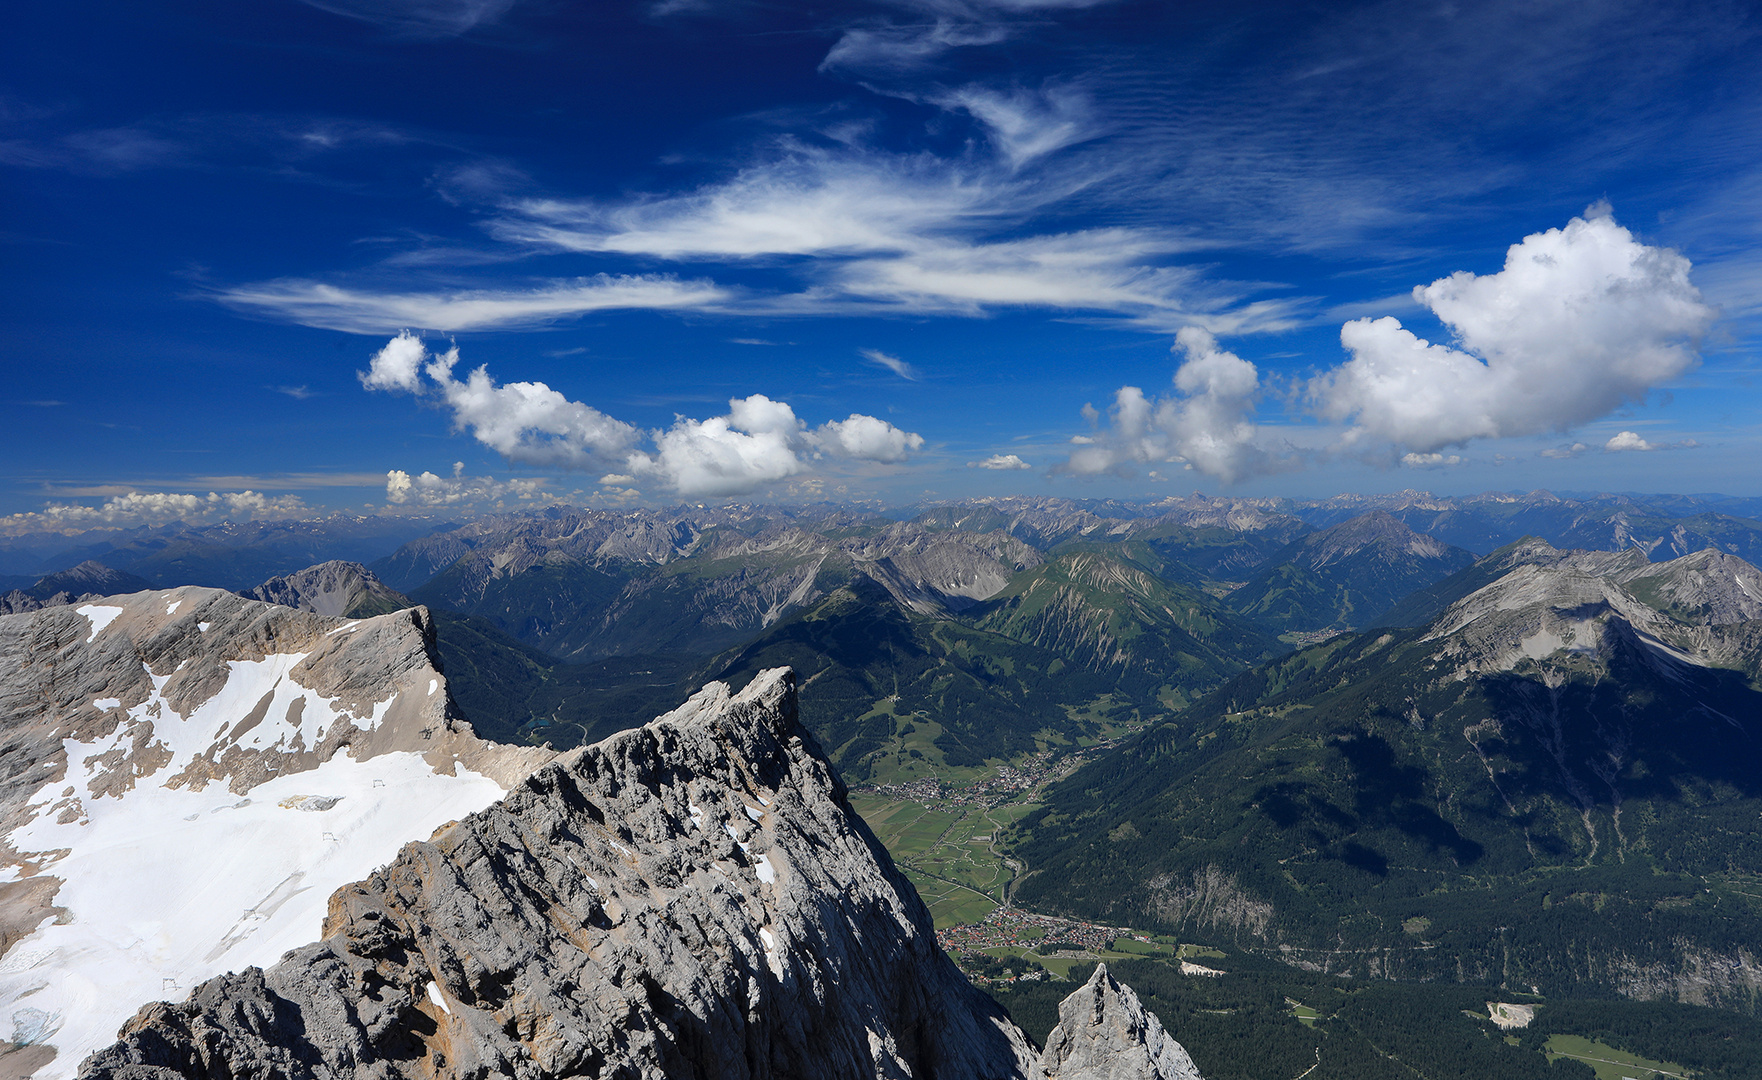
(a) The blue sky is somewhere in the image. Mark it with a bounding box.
[4,0,1760,526]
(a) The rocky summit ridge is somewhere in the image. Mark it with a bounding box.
[0,588,557,1080]
[244,560,410,619]
[80,668,1198,1080]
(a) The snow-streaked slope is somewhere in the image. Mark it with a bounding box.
[3,752,504,1078]
[0,587,556,1080]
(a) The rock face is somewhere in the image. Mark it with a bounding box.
[245,561,410,618]
[1417,540,1762,676]
[1040,966,1202,1080]
[78,669,1200,1080]
[0,589,556,1080]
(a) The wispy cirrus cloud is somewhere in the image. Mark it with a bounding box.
[208,0,1751,349]
[932,83,1099,168]
[0,111,429,177]
[861,349,919,380]
[297,0,516,36]
[492,142,1023,259]
[820,0,1114,76]
[219,274,731,333]
[473,142,1289,330]
[232,134,1295,332]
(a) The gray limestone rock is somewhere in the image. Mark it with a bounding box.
[245,561,411,619]
[0,588,550,838]
[77,670,1202,1080]
[0,587,562,1079]
[1039,965,1202,1080]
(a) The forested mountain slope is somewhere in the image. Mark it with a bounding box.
[1010,544,1762,1012]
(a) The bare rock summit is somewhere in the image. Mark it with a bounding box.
[244,560,410,618]
[0,588,557,1080]
[78,668,1199,1080]
[1039,965,1203,1080]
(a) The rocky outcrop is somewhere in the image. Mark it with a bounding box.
[1419,541,1762,679]
[1144,866,1276,945]
[0,589,558,1080]
[1040,966,1202,1080]
[78,669,1200,1080]
[1621,547,1762,626]
[245,561,410,618]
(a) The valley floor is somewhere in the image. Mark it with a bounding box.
[849,757,1749,1080]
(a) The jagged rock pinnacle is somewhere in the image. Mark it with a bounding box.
[1039,964,1203,1080]
[76,668,1202,1080]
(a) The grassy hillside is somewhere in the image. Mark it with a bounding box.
[972,550,1279,703]
[707,578,1134,781]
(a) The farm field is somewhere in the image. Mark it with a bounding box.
[1545,1034,1688,1080]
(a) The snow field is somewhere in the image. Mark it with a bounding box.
[2,751,506,1080]
[1,647,507,1080]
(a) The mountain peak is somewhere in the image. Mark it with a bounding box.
[1294,510,1454,568]
[245,560,408,618]
[0,588,558,1078]
[0,560,156,615]
[80,667,1200,1080]
[1040,964,1204,1080]
[31,560,153,597]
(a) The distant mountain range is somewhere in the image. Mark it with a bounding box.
[15,490,1762,792]
[1008,538,1762,1012]
[9,488,1762,1047]
[7,489,1762,595]
[0,515,455,589]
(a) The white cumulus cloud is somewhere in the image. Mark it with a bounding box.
[1313,207,1715,453]
[1605,430,1657,452]
[361,335,923,498]
[632,412,807,498]
[422,344,640,468]
[1059,327,1277,483]
[1603,430,1698,453]
[969,453,1031,470]
[360,329,428,391]
[811,414,926,462]
[3,490,312,532]
[1401,452,1463,469]
[383,467,549,506]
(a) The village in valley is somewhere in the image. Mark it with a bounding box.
[850,749,1227,989]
